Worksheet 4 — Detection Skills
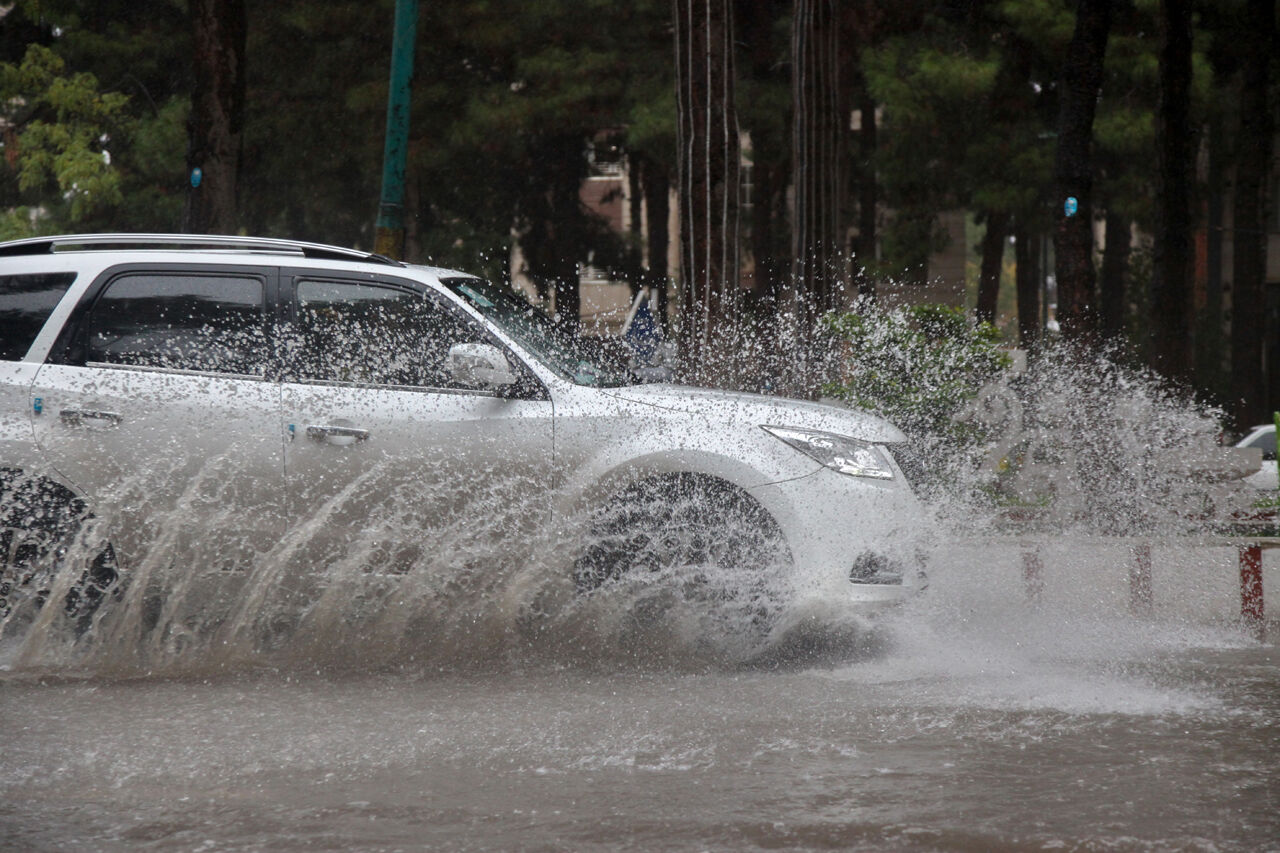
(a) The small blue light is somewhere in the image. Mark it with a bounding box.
[33,397,42,415]
[190,166,203,188]
[1064,196,1079,217]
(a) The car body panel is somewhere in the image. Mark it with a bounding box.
[29,363,285,570]
[1,236,930,621]
[1236,425,1278,490]
[281,381,554,569]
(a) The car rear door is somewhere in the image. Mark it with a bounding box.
[30,264,285,571]
[277,271,554,577]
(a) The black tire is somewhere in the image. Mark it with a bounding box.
[0,471,119,633]
[572,474,792,647]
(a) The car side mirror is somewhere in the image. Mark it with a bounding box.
[445,342,517,390]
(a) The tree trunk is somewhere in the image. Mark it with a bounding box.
[184,0,246,234]
[1052,0,1112,344]
[642,158,671,333]
[748,159,788,304]
[1150,0,1195,382]
[976,211,1009,326]
[1015,224,1040,352]
[1229,0,1274,430]
[518,135,590,333]
[627,153,645,296]
[792,0,844,314]
[854,84,877,298]
[1198,67,1227,390]
[674,0,742,385]
[1099,210,1130,340]
[788,0,844,394]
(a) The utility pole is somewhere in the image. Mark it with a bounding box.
[374,0,418,260]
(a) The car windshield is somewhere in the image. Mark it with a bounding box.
[441,277,634,388]
[1244,428,1276,456]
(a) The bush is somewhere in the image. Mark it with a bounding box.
[821,302,1010,444]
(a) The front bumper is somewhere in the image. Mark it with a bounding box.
[746,465,930,609]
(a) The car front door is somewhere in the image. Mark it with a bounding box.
[278,273,554,581]
[30,265,285,573]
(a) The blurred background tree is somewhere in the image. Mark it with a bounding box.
[0,0,1275,426]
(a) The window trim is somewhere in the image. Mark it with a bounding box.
[83,360,272,383]
[48,263,280,377]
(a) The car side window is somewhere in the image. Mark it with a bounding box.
[0,272,77,361]
[85,273,270,376]
[288,279,488,389]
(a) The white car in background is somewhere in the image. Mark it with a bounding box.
[0,234,926,639]
[1236,424,1277,489]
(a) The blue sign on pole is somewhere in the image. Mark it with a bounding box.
[190,167,203,189]
[1064,196,1079,217]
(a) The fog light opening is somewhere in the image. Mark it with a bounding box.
[849,552,904,585]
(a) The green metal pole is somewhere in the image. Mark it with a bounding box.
[374,0,418,260]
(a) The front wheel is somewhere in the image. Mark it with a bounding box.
[572,474,793,654]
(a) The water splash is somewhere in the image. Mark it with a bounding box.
[0,335,1266,680]
[1,449,807,675]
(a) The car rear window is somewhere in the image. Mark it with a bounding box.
[0,272,77,360]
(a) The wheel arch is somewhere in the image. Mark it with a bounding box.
[554,449,787,525]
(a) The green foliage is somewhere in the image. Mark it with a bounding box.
[821,303,1011,442]
[0,44,130,226]
[861,4,1059,280]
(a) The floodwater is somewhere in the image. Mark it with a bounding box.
[3,548,1276,853]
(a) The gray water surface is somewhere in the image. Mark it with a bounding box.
[3,607,1275,852]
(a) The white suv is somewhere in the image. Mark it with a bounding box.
[0,234,925,639]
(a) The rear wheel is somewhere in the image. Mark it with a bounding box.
[573,474,792,650]
[0,472,119,634]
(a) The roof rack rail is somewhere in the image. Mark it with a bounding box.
[0,233,404,266]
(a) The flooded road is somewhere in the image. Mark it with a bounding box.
[3,595,1276,852]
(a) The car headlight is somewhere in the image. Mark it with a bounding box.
[762,425,896,480]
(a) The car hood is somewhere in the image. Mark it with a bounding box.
[600,384,907,444]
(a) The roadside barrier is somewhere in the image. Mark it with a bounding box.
[1015,537,1274,640]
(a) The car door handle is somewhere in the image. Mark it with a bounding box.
[305,424,370,445]
[60,408,123,428]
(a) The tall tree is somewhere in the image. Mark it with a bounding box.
[791,0,844,316]
[1014,223,1041,351]
[975,211,1009,325]
[1052,0,1112,343]
[1091,0,1161,348]
[1229,0,1275,429]
[1149,0,1194,382]
[864,1,1053,307]
[639,155,672,329]
[786,0,845,392]
[736,0,791,308]
[674,0,742,383]
[519,133,596,332]
[0,44,130,234]
[240,1,385,246]
[0,0,190,236]
[1098,210,1130,339]
[183,0,245,234]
